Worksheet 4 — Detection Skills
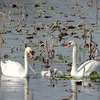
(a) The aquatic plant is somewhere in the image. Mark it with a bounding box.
[89,71,100,81]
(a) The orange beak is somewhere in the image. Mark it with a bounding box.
[29,51,34,59]
[66,43,71,48]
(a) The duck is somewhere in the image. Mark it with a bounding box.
[1,47,34,78]
[66,40,100,78]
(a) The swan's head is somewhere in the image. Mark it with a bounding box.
[54,68,58,73]
[54,68,58,75]
[66,40,76,48]
[26,47,35,59]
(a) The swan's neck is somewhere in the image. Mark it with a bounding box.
[22,49,28,77]
[71,45,77,76]
[72,45,77,68]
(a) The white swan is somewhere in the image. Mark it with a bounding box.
[1,47,34,78]
[66,40,100,78]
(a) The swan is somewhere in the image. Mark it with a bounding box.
[54,68,64,76]
[1,47,34,78]
[66,40,100,78]
[41,68,54,77]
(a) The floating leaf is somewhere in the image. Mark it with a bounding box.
[48,7,54,10]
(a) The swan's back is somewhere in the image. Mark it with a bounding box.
[77,60,100,76]
[41,71,48,77]
[1,60,24,77]
[54,68,64,76]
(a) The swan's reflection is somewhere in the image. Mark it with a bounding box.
[71,80,78,100]
[71,79,100,100]
[71,80,82,100]
[1,75,29,100]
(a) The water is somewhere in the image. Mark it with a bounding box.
[0,0,100,100]
[0,75,100,100]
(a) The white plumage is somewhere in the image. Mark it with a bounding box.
[41,68,54,77]
[54,68,64,76]
[1,47,33,78]
[66,40,100,78]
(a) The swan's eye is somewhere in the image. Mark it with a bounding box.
[31,50,35,55]
[69,42,72,45]
[67,42,71,45]
[29,50,35,55]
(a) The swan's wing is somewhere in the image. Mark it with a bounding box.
[77,60,100,74]
[2,60,24,76]
[84,61,100,76]
[41,71,48,77]
[5,60,23,69]
[57,71,64,76]
[77,60,92,72]
[90,61,100,72]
